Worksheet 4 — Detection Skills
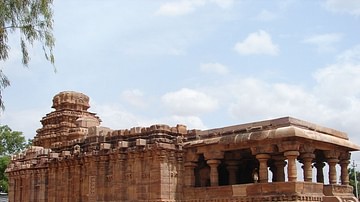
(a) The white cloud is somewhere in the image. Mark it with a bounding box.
[337,44,360,63]
[303,33,343,53]
[224,78,319,122]
[155,0,233,16]
[313,45,360,110]
[223,45,360,145]
[314,64,360,99]
[121,89,147,108]
[234,30,279,56]
[324,0,360,16]
[1,108,47,140]
[255,10,278,21]
[168,115,207,129]
[200,62,229,75]
[92,103,141,129]
[161,88,218,116]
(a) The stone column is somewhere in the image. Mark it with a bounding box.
[340,152,351,185]
[327,158,339,184]
[284,151,300,182]
[184,162,197,187]
[278,141,300,182]
[226,161,239,185]
[314,162,325,183]
[176,152,184,200]
[207,159,221,186]
[273,156,286,182]
[324,150,340,185]
[256,154,271,183]
[339,159,350,185]
[300,153,315,182]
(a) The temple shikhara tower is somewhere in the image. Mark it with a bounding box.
[6,91,360,202]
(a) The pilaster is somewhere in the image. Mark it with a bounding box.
[184,162,197,187]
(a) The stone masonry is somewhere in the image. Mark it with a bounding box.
[6,91,360,202]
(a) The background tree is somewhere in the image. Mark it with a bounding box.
[0,0,55,110]
[0,156,10,193]
[349,167,360,197]
[0,125,27,193]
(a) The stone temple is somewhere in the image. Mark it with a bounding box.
[6,91,360,202]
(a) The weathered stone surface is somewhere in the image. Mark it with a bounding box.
[6,91,360,202]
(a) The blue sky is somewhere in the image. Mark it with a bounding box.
[1,0,360,161]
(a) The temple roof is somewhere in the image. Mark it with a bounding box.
[186,117,360,151]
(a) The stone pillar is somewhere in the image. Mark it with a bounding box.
[176,152,184,200]
[256,154,271,183]
[184,162,197,187]
[226,161,239,185]
[273,156,286,182]
[339,152,351,185]
[327,158,339,184]
[284,151,300,182]
[203,149,224,187]
[300,153,315,182]
[207,159,221,186]
[314,162,325,183]
[324,150,340,185]
[340,159,350,185]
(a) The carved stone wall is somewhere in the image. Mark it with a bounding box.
[6,91,360,202]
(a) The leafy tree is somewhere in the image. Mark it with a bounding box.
[349,167,360,197]
[0,156,10,193]
[0,125,26,155]
[0,125,27,193]
[0,0,55,110]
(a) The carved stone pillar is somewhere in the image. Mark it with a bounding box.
[207,159,221,186]
[273,156,286,182]
[184,162,197,187]
[339,152,351,185]
[300,153,315,182]
[314,162,325,183]
[327,159,339,184]
[251,145,274,183]
[278,141,300,182]
[340,159,350,185]
[203,149,223,187]
[325,150,340,184]
[226,160,239,185]
[284,151,300,182]
[256,154,271,183]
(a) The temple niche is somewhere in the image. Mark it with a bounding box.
[6,91,360,202]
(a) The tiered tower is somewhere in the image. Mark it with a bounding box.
[33,91,101,148]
